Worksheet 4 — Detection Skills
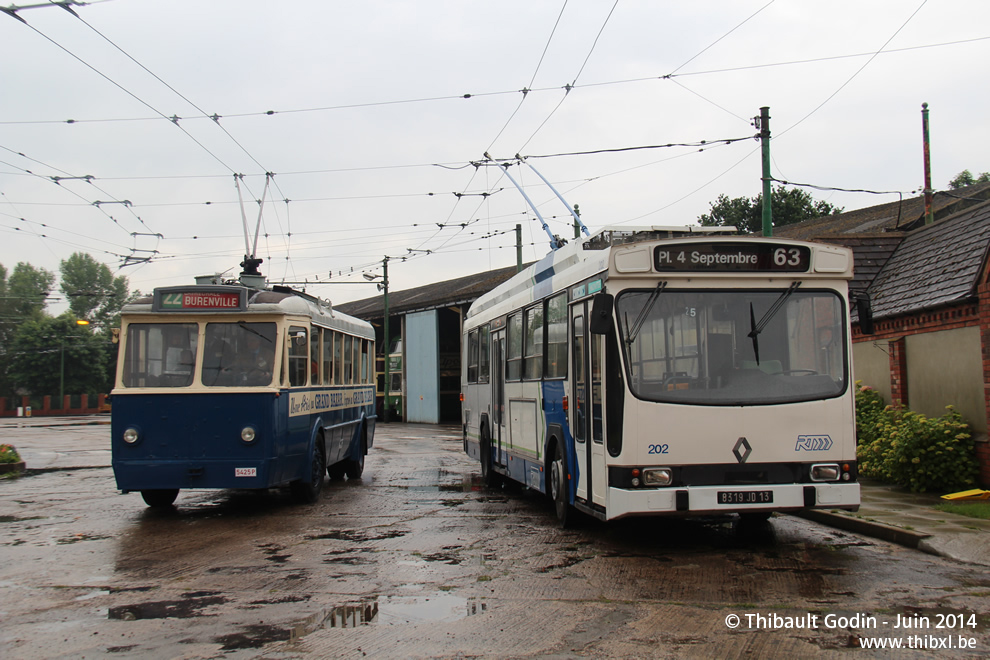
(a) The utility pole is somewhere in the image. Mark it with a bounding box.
[922,102,934,225]
[515,224,523,273]
[573,204,581,239]
[382,256,390,423]
[759,106,773,237]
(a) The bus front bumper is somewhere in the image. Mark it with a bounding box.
[605,482,860,520]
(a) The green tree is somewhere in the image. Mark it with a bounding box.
[7,314,109,397]
[59,253,131,329]
[698,185,843,234]
[0,263,56,396]
[59,253,136,389]
[948,169,990,189]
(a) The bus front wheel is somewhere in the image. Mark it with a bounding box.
[141,489,179,508]
[291,437,326,503]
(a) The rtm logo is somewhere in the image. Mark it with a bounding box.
[795,435,833,451]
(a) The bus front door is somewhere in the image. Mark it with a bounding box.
[571,304,606,507]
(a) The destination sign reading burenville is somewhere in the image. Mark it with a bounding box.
[654,243,811,273]
[152,286,247,312]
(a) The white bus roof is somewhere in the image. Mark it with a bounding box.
[465,225,851,329]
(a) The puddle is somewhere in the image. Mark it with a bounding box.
[215,624,289,650]
[306,529,408,542]
[108,592,226,620]
[321,593,487,627]
[57,533,111,545]
[0,515,45,523]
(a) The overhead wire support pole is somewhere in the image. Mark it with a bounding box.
[520,159,590,236]
[496,162,561,250]
[382,256,390,424]
[759,106,773,237]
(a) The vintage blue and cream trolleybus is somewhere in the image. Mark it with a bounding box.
[111,270,376,508]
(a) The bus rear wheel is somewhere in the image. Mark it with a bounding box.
[480,425,502,488]
[141,489,179,508]
[549,443,574,528]
[291,437,326,503]
[344,451,365,479]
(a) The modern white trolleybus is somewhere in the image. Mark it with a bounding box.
[461,225,867,525]
[111,270,376,508]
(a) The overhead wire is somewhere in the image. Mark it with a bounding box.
[483,0,569,154]
[1,35,984,130]
[777,0,930,139]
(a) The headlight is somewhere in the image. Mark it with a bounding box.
[123,427,139,444]
[240,426,257,443]
[642,467,673,486]
[810,463,840,482]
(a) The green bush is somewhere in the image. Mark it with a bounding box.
[0,444,22,464]
[855,383,979,493]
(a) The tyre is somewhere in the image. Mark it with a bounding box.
[549,442,574,527]
[327,461,346,480]
[141,489,179,508]
[343,424,367,479]
[344,450,365,479]
[480,425,502,488]
[739,511,772,523]
[291,436,326,503]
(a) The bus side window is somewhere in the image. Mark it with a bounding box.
[467,329,479,383]
[323,329,334,384]
[479,324,490,383]
[507,313,522,380]
[361,339,370,383]
[288,326,308,387]
[524,305,543,380]
[344,334,354,384]
[546,293,567,379]
[334,333,343,384]
[311,328,321,385]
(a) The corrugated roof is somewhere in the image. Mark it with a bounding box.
[774,181,990,240]
[335,264,527,319]
[868,198,990,319]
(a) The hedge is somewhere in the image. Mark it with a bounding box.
[855,383,979,493]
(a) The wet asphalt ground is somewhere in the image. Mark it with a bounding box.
[0,419,988,659]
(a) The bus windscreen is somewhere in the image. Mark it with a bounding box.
[616,288,846,405]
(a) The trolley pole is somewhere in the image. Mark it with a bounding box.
[922,103,934,225]
[760,106,773,237]
[382,256,390,423]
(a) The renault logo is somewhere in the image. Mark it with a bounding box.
[733,437,752,464]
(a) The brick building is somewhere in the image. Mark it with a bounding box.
[777,183,990,486]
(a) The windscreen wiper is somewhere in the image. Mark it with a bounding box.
[747,282,801,365]
[238,320,273,343]
[624,282,667,344]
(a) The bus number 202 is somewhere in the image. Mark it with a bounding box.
[648,444,669,454]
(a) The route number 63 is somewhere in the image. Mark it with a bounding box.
[773,247,803,267]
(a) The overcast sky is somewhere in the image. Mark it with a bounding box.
[2,0,988,313]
